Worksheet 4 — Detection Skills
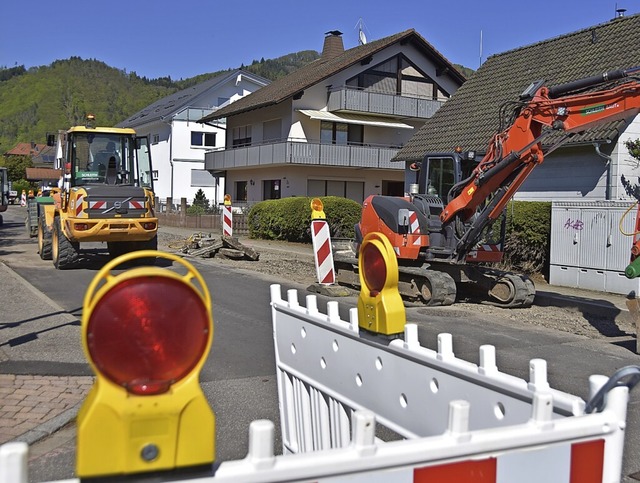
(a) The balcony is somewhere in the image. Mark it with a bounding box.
[174,106,225,124]
[327,86,444,119]
[204,140,402,172]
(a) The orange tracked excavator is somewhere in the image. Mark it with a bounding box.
[335,66,640,308]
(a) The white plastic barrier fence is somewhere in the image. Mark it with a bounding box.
[269,284,632,482]
[0,285,634,483]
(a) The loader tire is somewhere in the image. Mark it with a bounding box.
[107,241,129,259]
[37,215,52,260]
[137,234,158,251]
[52,217,79,269]
[130,235,159,266]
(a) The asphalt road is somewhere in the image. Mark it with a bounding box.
[2,204,640,482]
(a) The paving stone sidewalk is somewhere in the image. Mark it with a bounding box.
[0,374,93,444]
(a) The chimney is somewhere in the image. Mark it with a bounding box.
[322,30,344,59]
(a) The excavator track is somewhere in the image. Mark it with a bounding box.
[460,267,536,308]
[334,256,457,306]
[397,266,457,306]
[334,254,535,309]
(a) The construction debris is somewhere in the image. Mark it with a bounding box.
[173,233,260,261]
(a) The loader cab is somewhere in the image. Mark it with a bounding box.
[418,151,478,202]
[48,126,153,191]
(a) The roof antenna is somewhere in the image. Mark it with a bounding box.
[615,2,627,18]
[479,30,483,67]
[355,18,368,45]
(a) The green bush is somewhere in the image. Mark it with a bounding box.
[186,204,206,215]
[11,179,35,196]
[248,196,362,242]
[501,201,551,275]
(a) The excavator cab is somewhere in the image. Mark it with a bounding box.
[417,150,478,203]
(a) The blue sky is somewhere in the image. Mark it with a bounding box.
[1,0,637,80]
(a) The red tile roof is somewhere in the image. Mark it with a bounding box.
[4,143,48,157]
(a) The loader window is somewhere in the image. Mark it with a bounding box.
[135,136,153,190]
[425,156,455,199]
[71,133,132,186]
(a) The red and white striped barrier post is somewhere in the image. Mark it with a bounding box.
[20,190,26,207]
[310,198,335,285]
[222,194,232,237]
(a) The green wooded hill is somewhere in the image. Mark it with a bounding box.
[0,51,322,151]
[0,52,472,153]
[0,58,173,150]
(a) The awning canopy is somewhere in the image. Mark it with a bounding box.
[297,109,414,130]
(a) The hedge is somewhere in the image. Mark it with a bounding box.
[247,196,362,242]
[247,196,551,276]
[501,201,551,275]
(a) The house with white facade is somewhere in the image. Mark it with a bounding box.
[119,70,270,206]
[200,30,465,206]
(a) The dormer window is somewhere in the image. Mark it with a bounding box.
[346,54,449,101]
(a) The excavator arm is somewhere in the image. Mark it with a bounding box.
[441,66,640,258]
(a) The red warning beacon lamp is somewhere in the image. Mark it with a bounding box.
[357,232,406,335]
[76,251,215,478]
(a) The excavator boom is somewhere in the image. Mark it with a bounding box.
[442,67,640,230]
[336,67,640,308]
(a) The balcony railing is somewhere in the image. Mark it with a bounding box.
[327,87,444,119]
[174,106,225,123]
[204,140,402,171]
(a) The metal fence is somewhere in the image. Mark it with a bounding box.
[157,197,250,236]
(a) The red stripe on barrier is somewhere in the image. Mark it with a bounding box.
[321,270,334,284]
[223,206,232,236]
[570,439,604,483]
[317,238,331,265]
[414,458,496,482]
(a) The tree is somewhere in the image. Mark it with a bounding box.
[626,139,640,162]
[1,155,33,182]
[621,139,640,200]
[193,189,209,211]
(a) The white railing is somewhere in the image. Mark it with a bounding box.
[327,87,445,119]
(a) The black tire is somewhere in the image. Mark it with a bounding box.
[131,235,158,265]
[38,216,53,260]
[107,241,129,259]
[141,234,158,251]
[52,217,79,269]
